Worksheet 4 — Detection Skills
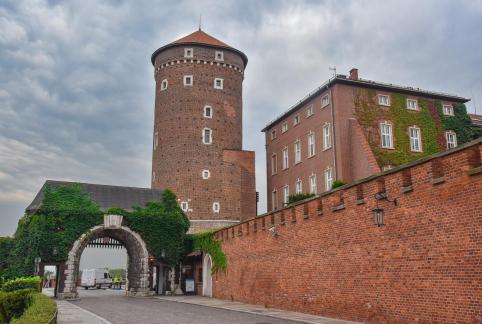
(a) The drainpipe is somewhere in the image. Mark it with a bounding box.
[329,83,338,181]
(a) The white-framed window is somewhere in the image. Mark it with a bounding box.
[184,48,193,58]
[153,131,159,150]
[293,114,300,126]
[202,169,210,179]
[272,189,278,210]
[324,167,333,191]
[204,105,213,118]
[212,202,220,213]
[281,121,288,133]
[214,78,223,90]
[443,104,454,116]
[308,132,315,157]
[282,147,289,169]
[445,131,457,149]
[271,129,277,140]
[215,50,224,61]
[183,75,193,86]
[295,178,302,194]
[294,140,301,164]
[283,185,289,206]
[309,174,317,194]
[306,104,314,117]
[323,123,332,150]
[409,126,422,152]
[160,79,168,91]
[406,99,418,110]
[321,94,330,108]
[380,122,393,149]
[271,154,277,175]
[378,94,390,106]
[180,201,189,212]
[202,128,212,144]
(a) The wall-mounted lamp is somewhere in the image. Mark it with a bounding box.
[374,192,398,206]
[268,226,278,238]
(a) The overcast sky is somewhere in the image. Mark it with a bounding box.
[1,0,482,237]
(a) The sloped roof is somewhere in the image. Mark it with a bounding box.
[469,113,482,127]
[26,180,163,213]
[151,29,248,67]
[171,30,230,48]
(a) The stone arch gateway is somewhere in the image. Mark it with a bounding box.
[58,215,151,299]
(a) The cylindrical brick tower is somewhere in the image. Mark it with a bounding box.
[151,29,255,232]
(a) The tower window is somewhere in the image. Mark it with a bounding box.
[215,51,224,61]
[214,78,224,90]
[204,105,213,118]
[184,48,193,58]
[409,126,422,152]
[212,202,220,213]
[161,79,168,91]
[180,201,189,212]
[202,128,212,144]
[202,170,211,179]
[184,75,193,86]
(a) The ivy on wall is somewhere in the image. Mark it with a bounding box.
[0,184,190,279]
[354,89,472,168]
[190,232,227,274]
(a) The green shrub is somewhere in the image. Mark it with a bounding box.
[11,293,57,324]
[0,289,34,323]
[191,232,227,274]
[331,180,347,189]
[1,277,41,293]
[287,193,315,205]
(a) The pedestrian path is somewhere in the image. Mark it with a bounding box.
[56,300,112,324]
[156,296,360,324]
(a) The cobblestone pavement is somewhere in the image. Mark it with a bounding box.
[70,289,303,324]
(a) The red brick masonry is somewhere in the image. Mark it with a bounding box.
[213,138,482,323]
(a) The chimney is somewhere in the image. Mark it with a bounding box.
[349,68,358,80]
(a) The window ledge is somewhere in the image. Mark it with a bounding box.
[303,213,309,219]
[468,166,482,176]
[322,147,332,152]
[355,199,365,205]
[307,154,316,159]
[317,210,323,216]
[431,177,445,185]
[381,146,395,150]
[332,204,345,212]
[401,185,413,193]
[294,161,302,165]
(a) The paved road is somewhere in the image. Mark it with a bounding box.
[71,289,302,324]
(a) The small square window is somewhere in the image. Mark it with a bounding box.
[202,170,210,179]
[281,121,288,133]
[184,48,193,58]
[204,105,213,118]
[293,114,300,126]
[306,104,314,117]
[214,78,223,89]
[160,79,168,91]
[212,202,220,213]
[321,95,330,108]
[406,99,418,110]
[378,94,391,106]
[271,129,277,140]
[443,105,454,116]
[184,75,193,86]
[215,51,224,61]
[180,201,189,212]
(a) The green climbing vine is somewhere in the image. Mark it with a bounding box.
[190,232,227,274]
[354,89,471,167]
[0,184,190,279]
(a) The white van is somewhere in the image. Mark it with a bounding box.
[81,268,113,289]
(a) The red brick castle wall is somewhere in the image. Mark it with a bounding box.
[213,139,482,323]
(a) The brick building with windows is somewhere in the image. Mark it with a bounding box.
[263,68,474,211]
[151,29,256,232]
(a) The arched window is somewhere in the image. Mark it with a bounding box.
[212,202,220,213]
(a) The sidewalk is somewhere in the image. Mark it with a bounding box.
[156,296,360,324]
[56,300,111,324]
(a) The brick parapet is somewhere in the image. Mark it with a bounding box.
[213,138,482,323]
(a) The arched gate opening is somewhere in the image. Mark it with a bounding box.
[58,215,152,299]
